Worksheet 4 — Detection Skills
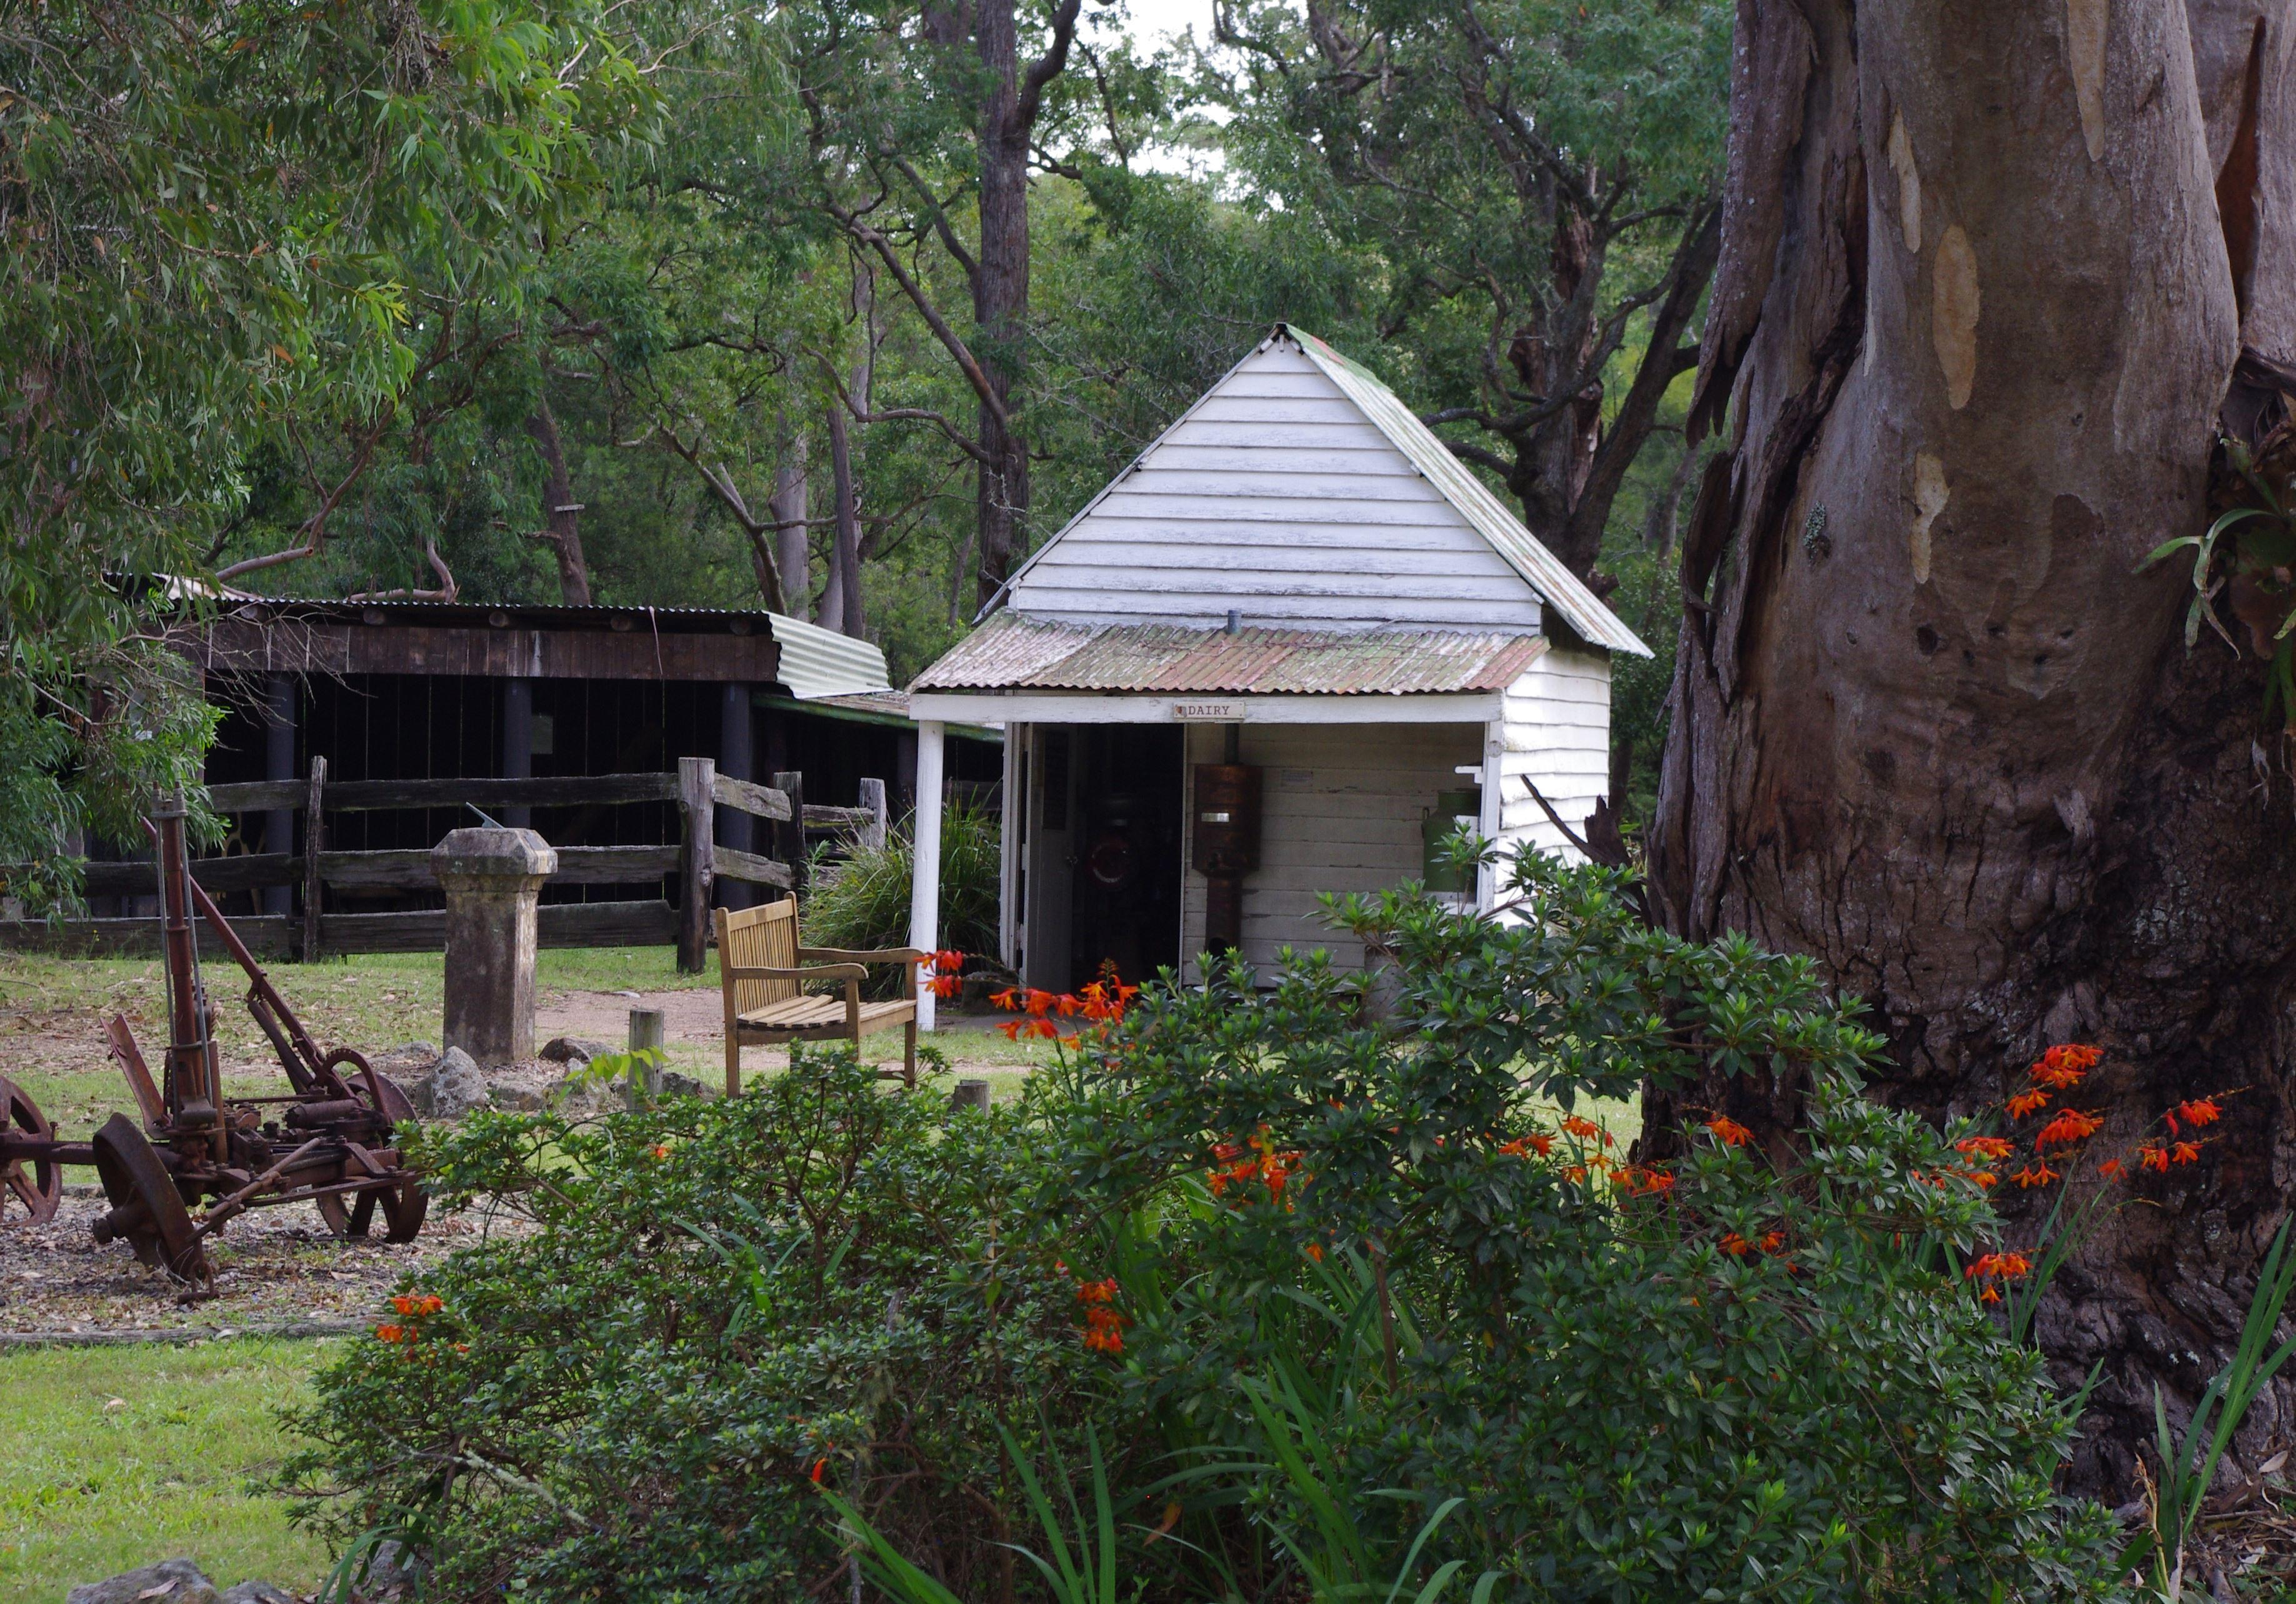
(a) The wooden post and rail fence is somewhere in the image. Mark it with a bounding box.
[0,759,891,973]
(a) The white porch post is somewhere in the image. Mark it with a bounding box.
[1476,724,1505,913]
[909,719,947,1031]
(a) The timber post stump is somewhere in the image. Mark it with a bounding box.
[431,827,558,1067]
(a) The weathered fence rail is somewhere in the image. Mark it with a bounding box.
[1,758,892,974]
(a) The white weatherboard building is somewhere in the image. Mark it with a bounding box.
[903,325,1649,1022]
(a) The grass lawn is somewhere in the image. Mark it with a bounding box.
[0,1337,333,1602]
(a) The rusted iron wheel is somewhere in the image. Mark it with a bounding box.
[0,1075,60,1225]
[91,1113,209,1285]
[316,1178,427,1243]
[315,1046,427,1243]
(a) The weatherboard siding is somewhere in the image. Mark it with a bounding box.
[1178,720,1484,975]
[1493,646,1612,864]
[1009,342,1546,632]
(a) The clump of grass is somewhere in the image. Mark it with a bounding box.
[802,801,999,962]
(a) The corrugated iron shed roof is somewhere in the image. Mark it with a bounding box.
[764,610,893,700]
[913,614,1549,695]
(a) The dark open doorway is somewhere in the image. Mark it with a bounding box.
[1063,725,1183,992]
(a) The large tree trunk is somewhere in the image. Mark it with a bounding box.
[972,0,1032,611]
[1647,0,2296,1498]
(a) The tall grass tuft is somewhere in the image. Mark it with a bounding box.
[801,799,1001,962]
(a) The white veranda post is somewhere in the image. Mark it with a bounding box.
[909,720,946,1031]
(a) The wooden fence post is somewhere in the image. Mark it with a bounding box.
[301,756,326,964]
[772,770,806,899]
[677,757,716,974]
[857,777,887,853]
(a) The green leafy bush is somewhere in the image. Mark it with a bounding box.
[1026,849,2125,1601]
[285,850,2126,1602]
[801,800,999,963]
[277,1050,1094,1602]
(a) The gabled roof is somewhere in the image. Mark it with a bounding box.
[1283,331,1649,657]
[991,326,1649,657]
[915,614,1552,695]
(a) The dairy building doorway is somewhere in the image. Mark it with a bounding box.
[1015,725,1183,992]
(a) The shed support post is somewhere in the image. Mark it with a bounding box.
[857,777,887,852]
[676,757,716,974]
[772,770,807,899]
[301,757,326,964]
[262,675,296,917]
[909,720,946,1032]
[719,682,756,912]
[502,679,533,829]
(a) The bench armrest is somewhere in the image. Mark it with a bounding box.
[796,946,926,967]
[726,964,867,984]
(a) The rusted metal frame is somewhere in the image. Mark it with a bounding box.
[185,872,327,1091]
[193,1137,326,1240]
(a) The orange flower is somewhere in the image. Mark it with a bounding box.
[1720,1232,1753,1256]
[651,1143,671,1160]
[2099,1157,2126,1180]
[374,1323,405,1343]
[2030,1044,2100,1090]
[2010,1164,2060,1188]
[1956,1136,2014,1160]
[2175,1098,2223,1128]
[1074,1277,1118,1305]
[1980,1285,2002,1304]
[998,1020,1026,1040]
[1305,1243,1324,1263]
[1760,1231,1785,1253]
[2140,1143,2170,1173]
[1560,1115,1609,1145]
[929,975,962,999]
[990,988,1019,1011]
[811,1458,827,1483]
[392,1294,418,1316]
[1497,1133,1554,1158]
[2172,1141,2202,1165]
[2005,1090,2052,1118]
[2034,1108,2104,1150]
[1705,1117,1754,1148]
[1024,990,1054,1018]
[1965,1252,2031,1282]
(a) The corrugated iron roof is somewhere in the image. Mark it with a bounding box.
[765,610,893,700]
[913,614,1549,695]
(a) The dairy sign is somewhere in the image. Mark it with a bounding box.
[1171,700,1246,722]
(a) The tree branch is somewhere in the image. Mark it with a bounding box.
[1016,0,1084,132]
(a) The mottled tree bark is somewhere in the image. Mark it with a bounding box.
[1647,0,2296,1497]
[524,397,592,606]
[967,0,1077,609]
[769,429,810,619]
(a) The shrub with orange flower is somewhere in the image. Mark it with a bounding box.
[1074,1275,1129,1354]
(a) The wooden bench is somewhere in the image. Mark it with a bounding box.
[714,898,920,1094]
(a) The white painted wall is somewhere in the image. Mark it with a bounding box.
[1009,343,1546,632]
[1179,721,1484,975]
[1490,644,1612,872]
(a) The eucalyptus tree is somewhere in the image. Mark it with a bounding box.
[0,0,626,904]
[1211,0,1729,583]
[1644,0,2296,1492]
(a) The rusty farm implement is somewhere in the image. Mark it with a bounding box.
[0,799,425,1286]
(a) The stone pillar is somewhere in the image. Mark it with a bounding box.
[431,827,557,1066]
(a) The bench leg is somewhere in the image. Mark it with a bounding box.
[726,1034,741,1099]
[903,1020,917,1089]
